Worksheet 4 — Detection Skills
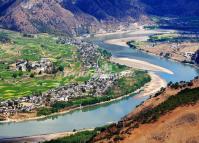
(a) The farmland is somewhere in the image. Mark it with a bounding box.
[0,29,92,100]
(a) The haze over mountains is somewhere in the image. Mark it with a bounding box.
[0,0,199,35]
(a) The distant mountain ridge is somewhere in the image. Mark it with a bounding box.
[141,0,199,16]
[0,0,199,35]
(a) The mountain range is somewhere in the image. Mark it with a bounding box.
[0,0,199,35]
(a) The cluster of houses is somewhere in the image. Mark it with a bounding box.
[57,37,101,69]
[0,70,133,116]
[15,58,56,74]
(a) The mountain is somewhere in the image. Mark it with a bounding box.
[0,0,199,35]
[74,0,144,21]
[0,0,100,35]
[0,0,145,35]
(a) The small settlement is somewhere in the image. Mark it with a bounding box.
[0,37,132,118]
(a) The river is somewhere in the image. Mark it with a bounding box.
[0,30,199,138]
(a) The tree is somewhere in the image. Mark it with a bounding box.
[12,73,17,79]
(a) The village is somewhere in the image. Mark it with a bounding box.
[57,37,101,69]
[0,37,132,118]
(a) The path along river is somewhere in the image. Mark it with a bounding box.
[0,29,199,138]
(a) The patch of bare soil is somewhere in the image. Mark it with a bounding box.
[123,104,199,143]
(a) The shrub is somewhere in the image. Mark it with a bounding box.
[37,107,53,116]
[12,73,17,79]
[58,65,64,72]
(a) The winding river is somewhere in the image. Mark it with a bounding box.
[0,30,199,139]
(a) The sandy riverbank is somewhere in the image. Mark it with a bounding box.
[0,129,94,143]
[111,57,174,75]
[104,29,175,47]
[137,72,167,97]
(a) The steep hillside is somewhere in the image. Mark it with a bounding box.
[75,0,144,21]
[0,0,145,35]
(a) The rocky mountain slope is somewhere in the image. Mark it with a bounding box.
[1,0,199,35]
[0,0,98,35]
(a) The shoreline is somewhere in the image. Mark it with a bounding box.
[0,129,94,143]
[136,47,199,69]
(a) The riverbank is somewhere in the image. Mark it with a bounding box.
[0,129,94,143]
[137,72,167,97]
[104,29,175,47]
[111,57,174,75]
[95,29,175,38]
